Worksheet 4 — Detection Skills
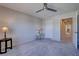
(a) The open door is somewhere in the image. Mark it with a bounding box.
[77,15,79,49]
[61,18,73,43]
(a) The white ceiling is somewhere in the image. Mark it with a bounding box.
[0,3,79,19]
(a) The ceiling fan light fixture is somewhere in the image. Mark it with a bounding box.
[36,3,57,13]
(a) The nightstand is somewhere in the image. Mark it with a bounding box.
[0,38,12,54]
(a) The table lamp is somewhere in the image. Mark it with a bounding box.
[2,27,8,39]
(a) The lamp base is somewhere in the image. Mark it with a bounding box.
[4,32,6,39]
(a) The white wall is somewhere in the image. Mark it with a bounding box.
[0,6,42,46]
[43,18,54,39]
[43,12,77,48]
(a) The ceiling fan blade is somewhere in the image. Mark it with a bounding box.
[36,9,44,13]
[47,8,57,12]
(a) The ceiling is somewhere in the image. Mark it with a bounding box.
[0,3,79,19]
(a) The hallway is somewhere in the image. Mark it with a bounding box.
[0,39,77,56]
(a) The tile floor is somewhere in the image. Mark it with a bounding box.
[0,39,78,56]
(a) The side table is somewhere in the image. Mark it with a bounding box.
[0,38,12,54]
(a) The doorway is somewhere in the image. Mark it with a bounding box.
[61,18,73,43]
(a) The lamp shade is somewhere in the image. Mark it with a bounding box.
[2,26,8,32]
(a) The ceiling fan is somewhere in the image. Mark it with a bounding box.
[36,3,57,13]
